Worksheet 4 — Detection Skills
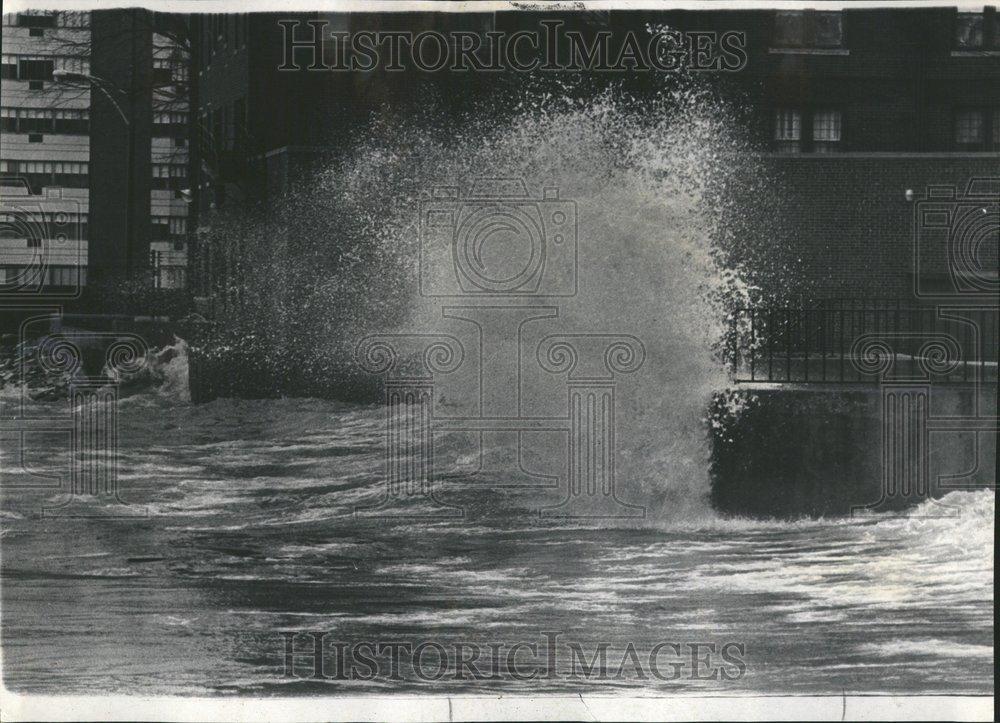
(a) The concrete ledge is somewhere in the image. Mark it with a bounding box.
[710,384,997,518]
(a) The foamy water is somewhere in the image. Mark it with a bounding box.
[0,391,993,695]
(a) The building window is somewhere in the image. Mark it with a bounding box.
[956,107,1000,150]
[16,12,57,29]
[813,110,843,152]
[152,163,187,190]
[8,161,89,193]
[774,109,802,152]
[153,110,188,138]
[45,266,83,287]
[775,108,844,152]
[1,108,89,134]
[29,27,45,37]
[1,55,16,79]
[955,109,986,148]
[956,13,984,47]
[18,57,54,81]
[53,109,89,134]
[774,11,843,48]
[956,8,1000,49]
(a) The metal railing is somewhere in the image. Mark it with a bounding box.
[728,301,998,384]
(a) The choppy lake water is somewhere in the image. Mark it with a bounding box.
[0,393,993,697]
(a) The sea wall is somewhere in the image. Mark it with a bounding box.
[710,383,997,518]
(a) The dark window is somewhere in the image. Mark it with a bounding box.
[956,12,984,48]
[812,110,842,152]
[152,67,173,86]
[1,59,16,79]
[955,109,986,149]
[774,11,843,48]
[957,8,1000,48]
[152,219,171,241]
[28,81,44,90]
[774,109,802,152]
[774,108,844,152]
[17,13,57,28]
[19,58,54,81]
[28,134,43,143]
[29,28,45,37]
[21,112,53,133]
[45,266,83,287]
[955,108,1000,150]
[53,115,88,134]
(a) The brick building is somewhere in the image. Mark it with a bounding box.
[187,7,998,304]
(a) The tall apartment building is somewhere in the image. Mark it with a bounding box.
[0,9,190,301]
[1,10,90,293]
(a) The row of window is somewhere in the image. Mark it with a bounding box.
[1,217,185,244]
[1,55,90,82]
[152,56,190,84]
[152,215,187,238]
[1,160,89,174]
[773,108,1000,152]
[8,12,88,28]
[1,160,189,193]
[773,109,842,153]
[1,107,89,134]
[152,163,187,191]
[154,111,189,125]
[772,8,999,50]
[0,265,86,287]
[0,226,89,247]
[1,263,187,289]
[0,161,90,189]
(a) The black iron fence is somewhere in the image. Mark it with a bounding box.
[728,301,999,384]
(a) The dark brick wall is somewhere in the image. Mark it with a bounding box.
[734,156,999,301]
[89,9,153,280]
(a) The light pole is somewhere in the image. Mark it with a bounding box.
[52,68,138,283]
